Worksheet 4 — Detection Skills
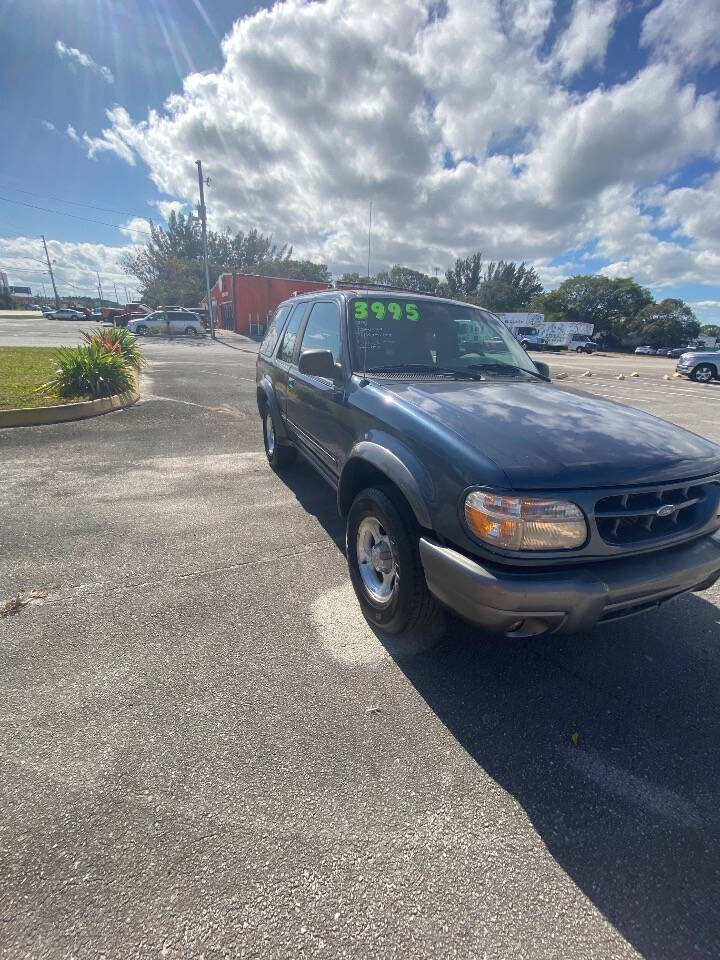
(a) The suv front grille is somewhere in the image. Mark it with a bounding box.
[595,483,713,545]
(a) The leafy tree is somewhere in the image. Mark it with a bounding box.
[337,273,375,284]
[121,211,325,306]
[700,324,720,338]
[473,261,543,312]
[257,259,330,282]
[627,298,699,348]
[375,265,440,293]
[530,275,653,340]
[445,253,482,297]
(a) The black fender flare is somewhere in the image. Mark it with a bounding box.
[338,438,434,530]
[256,376,288,441]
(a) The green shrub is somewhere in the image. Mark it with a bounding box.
[40,343,135,400]
[80,326,144,370]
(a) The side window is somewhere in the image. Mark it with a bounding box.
[299,302,341,365]
[278,303,307,363]
[260,305,290,357]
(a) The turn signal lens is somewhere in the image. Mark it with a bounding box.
[464,491,587,551]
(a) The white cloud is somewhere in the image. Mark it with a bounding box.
[45,0,720,297]
[641,0,720,71]
[520,64,719,203]
[55,40,114,84]
[66,124,80,142]
[80,107,137,166]
[690,300,720,325]
[0,235,139,300]
[654,171,720,250]
[120,217,153,244]
[41,120,56,132]
[554,0,619,78]
[151,199,188,220]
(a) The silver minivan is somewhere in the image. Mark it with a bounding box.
[128,310,205,337]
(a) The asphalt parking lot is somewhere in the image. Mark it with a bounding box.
[2,316,720,959]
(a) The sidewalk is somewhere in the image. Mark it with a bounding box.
[213,327,260,352]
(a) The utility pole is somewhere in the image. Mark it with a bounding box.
[196,159,215,339]
[97,272,104,308]
[113,282,120,305]
[42,235,60,308]
[124,284,130,303]
[367,201,372,280]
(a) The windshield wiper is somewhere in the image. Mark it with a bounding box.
[364,363,484,380]
[463,361,547,381]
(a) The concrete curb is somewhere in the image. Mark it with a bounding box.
[0,378,140,429]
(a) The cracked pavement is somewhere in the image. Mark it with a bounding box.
[1,323,720,959]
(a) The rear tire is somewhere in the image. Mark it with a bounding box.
[346,486,440,635]
[691,364,715,383]
[262,407,296,467]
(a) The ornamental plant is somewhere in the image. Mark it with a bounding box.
[40,343,134,400]
[80,326,144,370]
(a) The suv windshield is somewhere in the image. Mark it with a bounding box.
[349,297,538,378]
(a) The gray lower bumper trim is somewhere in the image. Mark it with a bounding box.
[419,533,720,635]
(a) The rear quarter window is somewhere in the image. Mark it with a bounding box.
[260,306,291,357]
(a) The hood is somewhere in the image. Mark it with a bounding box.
[382,379,720,489]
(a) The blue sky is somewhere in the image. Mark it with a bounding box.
[1,0,719,323]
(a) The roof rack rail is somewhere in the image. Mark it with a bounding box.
[333,281,446,298]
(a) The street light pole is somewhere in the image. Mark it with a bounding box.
[97,272,104,308]
[196,159,215,339]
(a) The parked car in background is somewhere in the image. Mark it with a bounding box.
[669,346,692,358]
[191,307,210,329]
[569,334,597,354]
[634,345,657,355]
[47,308,83,321]
[127,310,205,337]
[676,350,720,383]
[256,288,720,639]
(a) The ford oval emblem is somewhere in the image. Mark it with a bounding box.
[656,504,676,517]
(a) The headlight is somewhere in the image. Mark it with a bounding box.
[464,491,587,551]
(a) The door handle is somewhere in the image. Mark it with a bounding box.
[288,376,296,388]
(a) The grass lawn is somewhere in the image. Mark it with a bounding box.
[0,347,84,410]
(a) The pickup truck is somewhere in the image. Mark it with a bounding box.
[256,289,720,639]
[512,326,547,351]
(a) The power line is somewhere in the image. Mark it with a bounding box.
[0,184,149,219]
[0,195,154,238]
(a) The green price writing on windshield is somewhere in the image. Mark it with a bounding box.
[354,300,421,322]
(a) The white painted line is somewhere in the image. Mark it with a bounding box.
[567,748,702,828]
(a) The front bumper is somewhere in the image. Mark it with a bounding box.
[419,532,720,637]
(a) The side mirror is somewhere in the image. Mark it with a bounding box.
[534,360,550,380]
[298,349,341,382]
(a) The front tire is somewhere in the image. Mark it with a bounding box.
[135,324,148,336]
[185,326,198,337]
[691,364,715,383]
[262,407,296,467]
[346,486,439,635]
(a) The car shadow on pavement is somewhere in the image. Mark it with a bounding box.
[274,458,346,552]
[275,459,720,958]
[382,596,720,960]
